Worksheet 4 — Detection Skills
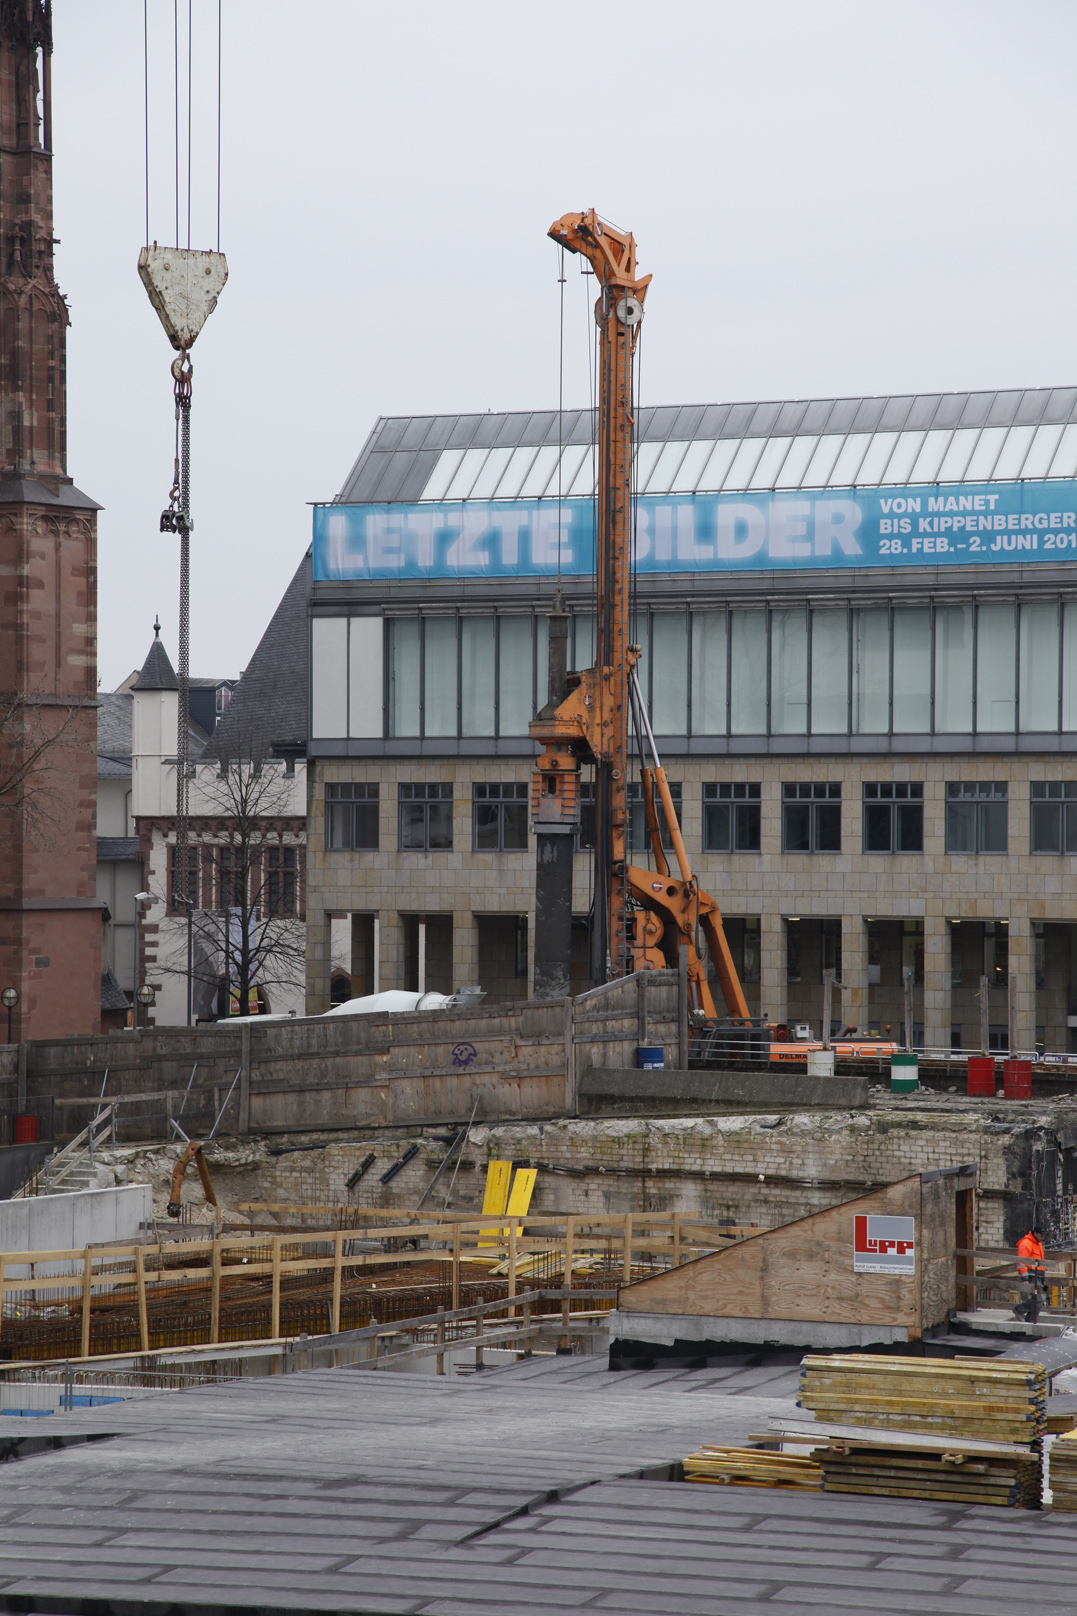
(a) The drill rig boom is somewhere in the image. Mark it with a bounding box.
[530,210,749,1022]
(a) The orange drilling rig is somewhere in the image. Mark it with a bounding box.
[529,209,747,1023]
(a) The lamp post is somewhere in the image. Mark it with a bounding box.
[1,987,18,1046]
[136,984,156,1026]
[134,892,151,1028]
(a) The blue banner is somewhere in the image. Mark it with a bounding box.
[313,480,1077,581]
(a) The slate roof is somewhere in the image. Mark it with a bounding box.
[204,549,311,764]
[336,386,1077,505]
[96,692,132,777]
[100,967,130,1013]
[97,837,138,861]
[133,624,178,691]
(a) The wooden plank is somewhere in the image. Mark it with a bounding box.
[622,1214,633,1284]
[80,1251,92,1359]
[210,1238,221,1345]
[271,1236,281,1339]
[331,1232,342,1334]
[135,1247,149,1353]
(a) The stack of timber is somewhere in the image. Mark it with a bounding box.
[796,1354,1047,1509]
[799,1355,1048,1444]
[811,1444,1041,1507]
[684,1446,821,1491]
[1049,1430,1077,1511]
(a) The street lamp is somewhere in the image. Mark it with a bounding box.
[1,987,18,1046]
[134,892,151,1028]
[136,984,155,1021]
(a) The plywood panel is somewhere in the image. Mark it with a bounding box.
[919,1176,956,1329]
[620,1178,920,1328]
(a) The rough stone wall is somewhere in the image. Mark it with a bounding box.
[240,1099,1077,1250]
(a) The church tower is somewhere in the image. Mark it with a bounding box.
[0,0,102,1040]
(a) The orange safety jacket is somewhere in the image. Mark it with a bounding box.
[1017,1231,1046,1279]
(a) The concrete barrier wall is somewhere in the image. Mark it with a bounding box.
[4,972,685,1143]
[0,1183,153,1275]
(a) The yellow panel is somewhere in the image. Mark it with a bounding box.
[482,1161,512,1216]
[506,1167,537,1233]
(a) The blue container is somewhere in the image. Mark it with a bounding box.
[637,1046,664,1070]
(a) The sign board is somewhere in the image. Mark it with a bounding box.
[853,1213,916,1275]
[313,479,1077,582]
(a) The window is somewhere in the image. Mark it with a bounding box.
[945,781,1008,854]
[266,847,297,917]
[326,783,379,851]
[629,781,681,853]
[168,844,200,912]
[863,782,924,852]
[399,783,453,851]
[1030,781,1077,853]
[577,781,681,853]
[782,783,841,852]
[217,846,245,911]
[473,783,529,851]
[703,783,761,852]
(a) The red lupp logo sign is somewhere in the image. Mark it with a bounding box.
[853,1214,916,1275]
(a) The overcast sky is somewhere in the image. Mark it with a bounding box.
[52,1,1077,690]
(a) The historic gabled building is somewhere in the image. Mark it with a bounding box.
[0,0,101,1040]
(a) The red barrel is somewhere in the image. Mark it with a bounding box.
[13,1114,37,1144]
[1003,1058,1032,1100]
[967,1056,995,1097]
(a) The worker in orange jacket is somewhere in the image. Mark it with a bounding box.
[1013,1225,1047,1322]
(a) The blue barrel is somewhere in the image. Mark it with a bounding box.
[637,1046,664,1070]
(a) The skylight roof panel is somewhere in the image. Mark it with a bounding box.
[987,392,1022,428]
[518,444,560,498]
[670,440,717,492]
[879,397,914,431]
[824,399,859,434]
[959,393,994,428]
[567,450,595,497]
[646,405,681,440]
[469,446,514,499]
[1015,389,1050,426]
[774,435,819,487]
[374,418,408,451]
[964,426,1007,480]
[697,404,730,437]
[1049,423,1077,479]
[420,448,465,501]
[369,450,417,502]
[496,446,539,500]
[937,428,980,483]
[801,435,845,487]
[992,425,1036,480]
[722,438,768,490]
[1020,423,1064,480]
[931,394,968,430]
[635,441,664,489]
[696,438,743,490]
[493,413,533,447]
[909,429,952,483]
[444,446,488,499]
[774,400,808,434]
[747,401,782,436]
[722,403,756,437]
[881,431,926,484]
[905,396,943,430]
[672,405,706,439]
[799,400,835,434]
[473,414,506,448]
[747,436,793,489]
[851,398,887,433]
[526,411,557,443]
[400,418,435,450]
[645,440,691,494]
[828,434,871,486]
[1044,388,1077,424]
[855,432,899,484]
[542,444,588,499]
[396,450,441,502]
[446,415,483,449]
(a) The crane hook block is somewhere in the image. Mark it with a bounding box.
[138,246,228,353]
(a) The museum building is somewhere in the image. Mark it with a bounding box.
[302,385,1077,1053]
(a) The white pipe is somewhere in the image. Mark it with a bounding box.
[372,915,381,996]
[418,919,426,995]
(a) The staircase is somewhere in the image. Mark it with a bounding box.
[13,1106,115,1199]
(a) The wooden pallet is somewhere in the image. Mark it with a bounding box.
[813,1444,1040,1508]
[684,1446,821,1491]
[799,1354,1048,1445]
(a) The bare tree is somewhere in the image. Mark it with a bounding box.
[0,690,92,841]
[154,756,306,1018]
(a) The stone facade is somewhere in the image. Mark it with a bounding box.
[307,748,1077,1053]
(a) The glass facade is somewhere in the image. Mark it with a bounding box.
[384,598,1077,742]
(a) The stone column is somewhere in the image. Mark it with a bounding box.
[760,910,787,1027]
[305,910,332,1015]
[922,911,951,1052]
[841,914,868,1035]
[1007,914,1036,1054]
[454,910,480,991]
[379,910,405,992]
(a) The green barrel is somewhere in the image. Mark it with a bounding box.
[891,1051,919,1093]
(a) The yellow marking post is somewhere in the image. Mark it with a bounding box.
[479,1160,513,1246]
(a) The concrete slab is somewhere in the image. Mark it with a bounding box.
[609,1307,911,1349]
